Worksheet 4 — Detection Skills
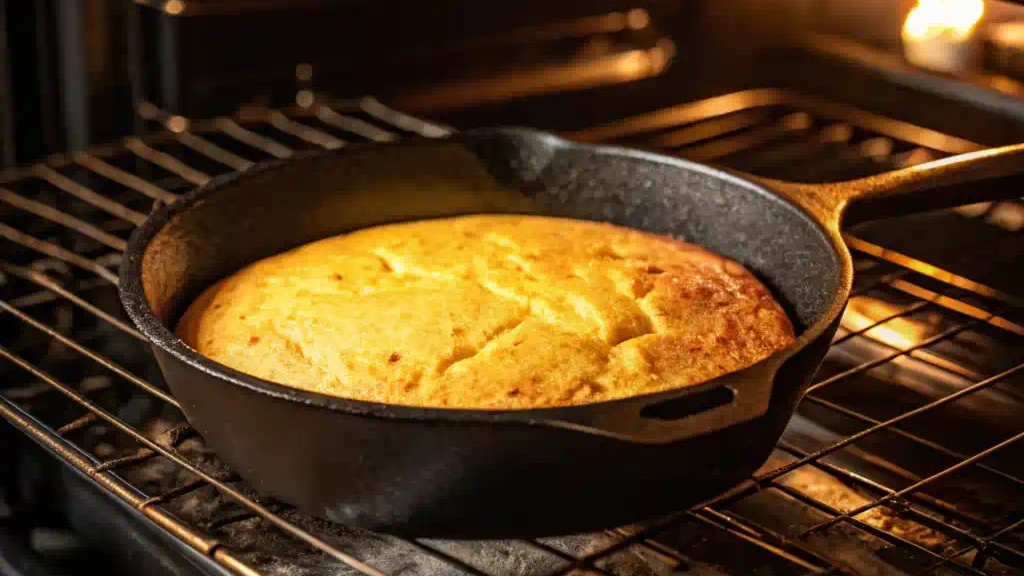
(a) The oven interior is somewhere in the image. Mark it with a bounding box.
[1,1,1023,575]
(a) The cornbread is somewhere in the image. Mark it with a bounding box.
[176,214,795,409]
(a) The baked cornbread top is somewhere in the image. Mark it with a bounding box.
[176,214,795,409]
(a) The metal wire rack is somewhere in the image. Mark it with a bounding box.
[1,89,1022,576]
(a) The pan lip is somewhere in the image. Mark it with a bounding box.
[119,127,852,430]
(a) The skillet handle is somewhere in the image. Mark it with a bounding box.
[543,360,779,444]
[771,142,1024,227]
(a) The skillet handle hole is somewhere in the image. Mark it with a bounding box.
[639,385,735,421]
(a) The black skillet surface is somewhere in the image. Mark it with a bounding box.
[119,128,1024,537]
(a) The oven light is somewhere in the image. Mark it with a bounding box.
[902,0,985,73]
[904,0,984,41]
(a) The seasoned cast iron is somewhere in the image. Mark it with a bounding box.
[119,128,1024,538]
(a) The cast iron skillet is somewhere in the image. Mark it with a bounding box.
[119,128,1024,538]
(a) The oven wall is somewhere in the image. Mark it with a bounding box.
[6,0,1024,165]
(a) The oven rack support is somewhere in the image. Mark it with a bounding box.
[1,90,1022,576]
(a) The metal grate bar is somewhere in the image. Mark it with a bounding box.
[144,478,222,509]
[406,542,501,576]
[773,441,1024,567]
[1,187,128,251]
[95,444,195,483]
[268,111,345,150]
[0,347,390,576]
[175,131,257,172]
[676,112,813,162]
[2,90,1021,576]
[845,237,1024,306]
[846,234,1024,337]
[757,363,1024,484]
[9,275,106,308]
[686,437,1018,575]
[524,539,580,563]
[648,109,771,149]
[137,101,257,172]
[72,151,179,204]
[927,517,1024,575]
[849,268,913,297]
[0,300,179,406]
[0,388,264,575]
[567,89,985,155]
[357,97,454,138]
[2,286,417,576]
[211,550,263,576]
[833,324,983,382]
[832,299,934,346]
[55,412,100,435]
[0,101,479,576]
[315,104,399,142]
[124,137,212,186]
[797,429,1024,537]
[4,264,143,340]
[807,311,1010,394]
[95,448,173,472]
[0,224,120,284]
[801,394,1024,488]
[565,89,794,143]
[730,125,853,174]
[32,165,148,226]
[555,519,685,574]
[686,508,831,574]
[94,427,201,474]
[884,277,1024,336]
[763,479,987,576]
[214,118,294,159]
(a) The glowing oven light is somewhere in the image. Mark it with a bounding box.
[904,0,985,40]
[902,0,985,73]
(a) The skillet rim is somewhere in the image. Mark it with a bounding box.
[118,127,853,427]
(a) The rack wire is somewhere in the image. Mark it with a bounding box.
[1,89,1022,576]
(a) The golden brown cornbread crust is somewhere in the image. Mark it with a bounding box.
[176,215,795,409]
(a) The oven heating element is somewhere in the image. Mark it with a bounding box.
[1,90,1022,576]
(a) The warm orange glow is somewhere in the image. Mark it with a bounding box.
[166,116,188,134]
[841,299,930,350]
[163,0,185,16]
[902,0,984,42]
[626,9,650,30]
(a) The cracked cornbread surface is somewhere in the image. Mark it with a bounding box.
[176,214,795,409]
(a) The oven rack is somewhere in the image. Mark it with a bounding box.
[1,89,1022,576]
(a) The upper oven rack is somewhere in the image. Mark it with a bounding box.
[1,90,1022,576]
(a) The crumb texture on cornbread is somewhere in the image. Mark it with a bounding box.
[176,214,795,409]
